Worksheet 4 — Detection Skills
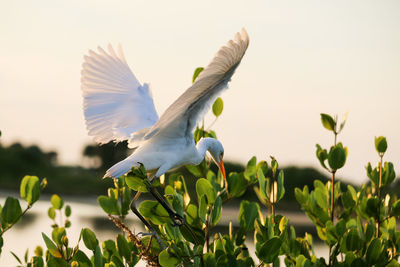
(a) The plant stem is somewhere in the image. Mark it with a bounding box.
[329,127,338,267]
[271,204,275,224]
[330,171,336,222]
[334,133,337,146]
[329,170,336,267]
[271,181,275,223]
[205,207,212,252]
[329,246,332,267]
[376,155,383,238]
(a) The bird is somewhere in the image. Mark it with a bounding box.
[81,30,249,246]
[81,29,249,184]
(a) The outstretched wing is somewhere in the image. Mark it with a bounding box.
[144,28,249,140]
[81,44,159,145]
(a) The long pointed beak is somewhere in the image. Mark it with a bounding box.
[218,157,226,180]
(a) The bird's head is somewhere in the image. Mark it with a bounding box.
[206,139,226,179]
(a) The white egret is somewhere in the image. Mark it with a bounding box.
[81,29,249,236]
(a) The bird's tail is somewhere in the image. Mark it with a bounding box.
[103,158,137,179]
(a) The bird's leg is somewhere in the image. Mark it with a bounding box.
[144,178,185,227]
[129,196,166,250]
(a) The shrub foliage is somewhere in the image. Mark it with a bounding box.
[0,78,399,267]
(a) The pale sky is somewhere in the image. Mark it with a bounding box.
[1,0,399,184]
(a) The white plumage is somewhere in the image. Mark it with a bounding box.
[81,29,249,179]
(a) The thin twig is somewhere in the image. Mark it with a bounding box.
[376,155,383,238]
[108,215,160,266]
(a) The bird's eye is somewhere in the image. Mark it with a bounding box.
[221,152,224,158]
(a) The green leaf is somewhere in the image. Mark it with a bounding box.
[48,207,56,220]
[199,195,207,223]
[257,168,267,201]
[203,253,216,267]
[387,260,400,267]
[336,219,346,237]
[276,170,285,202]
[64,205,71,217]
[364,222,375,243]
[52,227,66,246]
[81,228,98,251]
[238,201,260,232]
[47,258,70,267]
[24,248,28,262]
[345,229,362,251]
[314,187,328,209]
[34,246,43,257]
[366,238,382,264]
[159,249,180,267]
[139,200,169,225]
[244,156,257,181]
[295,255,312,267]
[72,250,92,267]
[111,255,125,267]
[212,97,223,117]
[185,203,198,225]
[320,113,336,131]
[227,172,248,197]
[185,165,203,178]
[94,245,103,267]
[125,176,148,192]
[10,251,22,264]
[325,221,337,245]
[196,178,216,205]
[32,256,44,267]
[366,162,379,185]
[102,239,117,255]
[97,196,120,215]
[257,237,282,263]
[192,67,204,83]
[392,199,400,216]
[116,234,130,260]
[382,162,396,186]
[270,157,278,177]
[50,194,64,210]
[316,144,329,170]
[341,190,355,210]
[20,175,40,205]
[171,192,184,217]
[366,197,379,218]
[375,136,387,154]
[294,187,308,206]
[211,196,222,226]
[339,112,348,133]
[42,233,62,258]
[328,144,347,170]
[257,160,268,176]
[1,197,22,227]
[279,216,288,233]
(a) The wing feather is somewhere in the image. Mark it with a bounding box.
[145,28,249,139]
[81,45,159,145]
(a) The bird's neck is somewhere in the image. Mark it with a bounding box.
[194,138,217,165]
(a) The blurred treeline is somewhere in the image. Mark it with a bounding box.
[1,141,398,210]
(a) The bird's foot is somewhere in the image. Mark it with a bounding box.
[137,231,152,237]
[170,213,185,227]
[138,230,166,250]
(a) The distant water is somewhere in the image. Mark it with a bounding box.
[0,195,328,266]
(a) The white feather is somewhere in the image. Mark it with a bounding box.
[144,28,249,140]
[81,45,159,145]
